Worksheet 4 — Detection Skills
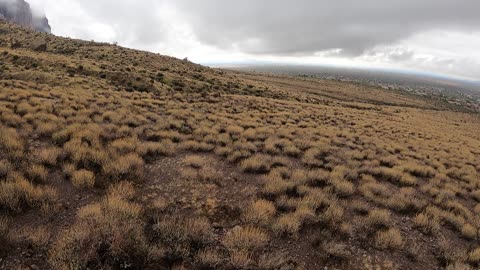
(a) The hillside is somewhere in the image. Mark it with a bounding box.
[1,21,480,270]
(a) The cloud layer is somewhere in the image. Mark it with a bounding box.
[28,0,480,79]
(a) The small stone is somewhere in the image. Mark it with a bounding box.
[30,265,40,270]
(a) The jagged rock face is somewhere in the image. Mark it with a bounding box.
[0,0,51,33]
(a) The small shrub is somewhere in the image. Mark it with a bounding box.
[154,216,214,249]
[366,209,392,229]
[469,247,480,264]
[243,199,276,225]
[26,164,49,183]
[103,153,144,182]
[272,213,301,236]
[108,181,135,200]
[413,213,441,235]
[71,169,95,188]
[375,228,403,250]
[184,155,205,169]
[322,203,345,224]
[196,249,223,269]
[241,154,272,174]
[49,197,149,269]
[36,147,62,166]
[229,250,253,269]
[223,226,269,251]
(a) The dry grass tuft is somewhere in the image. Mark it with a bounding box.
[36,147,62,166]
[184,155,205,169]
[241,154,272,174]
[272,213,301,236]
[71,169,95,188]
[108,181,135,200]
[103,153,144,181]
[49,196,148,269]
[375,228,404,250]
[366,209,392,229]
[413,212,441,235]
[224,226,269,251]
[229,250,253,269]
[243,199,276,225]
[196,249,223,269]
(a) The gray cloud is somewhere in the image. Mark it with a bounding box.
[27,0,480,79]
[173,0,480,56]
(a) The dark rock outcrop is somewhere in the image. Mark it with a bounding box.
[0,0,51,33]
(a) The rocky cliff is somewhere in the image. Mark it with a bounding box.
[0,0,51,33]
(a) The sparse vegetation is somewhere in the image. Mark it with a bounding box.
[0,20,479,270]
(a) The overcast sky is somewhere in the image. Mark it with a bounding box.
[28,0,480,80]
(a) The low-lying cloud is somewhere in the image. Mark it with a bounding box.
[27,0,480,79]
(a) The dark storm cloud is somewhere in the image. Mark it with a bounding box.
[173,0,480,56]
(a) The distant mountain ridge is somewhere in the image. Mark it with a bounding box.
[0,0,50,33]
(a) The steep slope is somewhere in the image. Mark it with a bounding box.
[0,21,480,270]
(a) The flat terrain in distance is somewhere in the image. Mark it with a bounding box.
[0,21,480,270]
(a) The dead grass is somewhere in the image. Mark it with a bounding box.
[366,209,392,229]
[49,196,148,269]
[224,226,269,251]
[71,169,95,188]
[241,154,272,174]
[243,199,276,225]
[184,155,205,169]
[272,213,301,236]
[375,228,404,250]
[1,21,479,269]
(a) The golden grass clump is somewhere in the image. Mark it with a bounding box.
[366,209,392,229]
[240,154,272,174]
[229,250,253,269]
[35,147,62,166]
[0,126,24,161]
[446,262,473,270]
[272,213,301,236]
[375,228,404,250]
[154,216,214,248]
[413,212,441,235]
[0,174,58,212]
[263,170,295,197]
[328,166,355,196]
[196,249,223,269]
[184,155,205,169]
[71,169,95,188]
[49,196,148,269]
[103,153,144,181]
[469,247,480,264]
[243,199,276,225]
[302,145,330,167]
[23,226,51,249]
[107,181,135,200]
[137,140,176,159]
[322,203,345,224]
[400,162,436,178]
[223,226,269,251]
[26,164,49,183]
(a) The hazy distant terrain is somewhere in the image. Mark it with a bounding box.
[228,65,480,112]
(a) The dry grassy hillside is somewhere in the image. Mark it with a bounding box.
[1,21,480,270]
